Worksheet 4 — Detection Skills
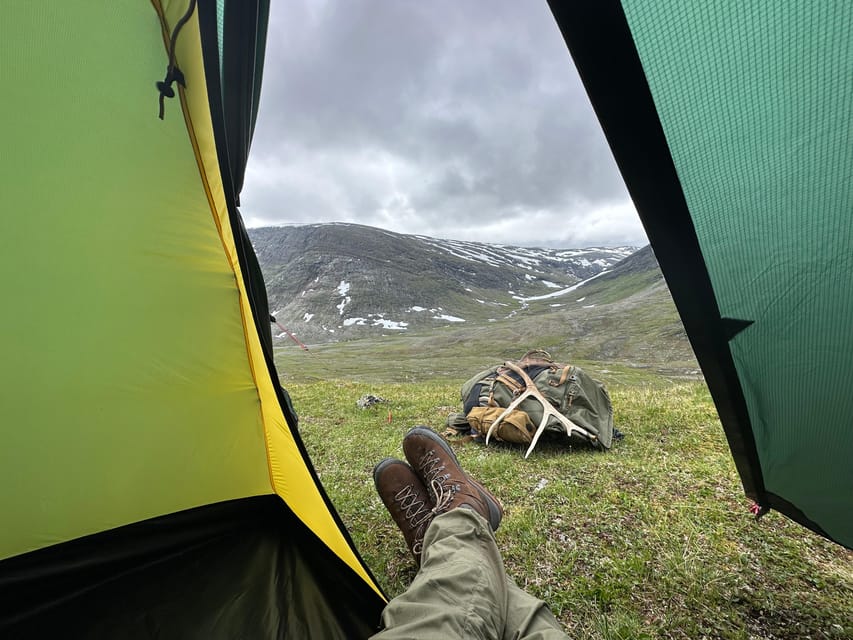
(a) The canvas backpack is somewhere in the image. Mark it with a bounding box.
[449,350,615,451]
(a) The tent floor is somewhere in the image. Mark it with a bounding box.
[1,495,384,639]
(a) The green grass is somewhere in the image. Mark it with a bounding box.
[284,377,853,639]
[274,313,695,387]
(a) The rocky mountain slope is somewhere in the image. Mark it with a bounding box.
[249,223,636,343]
[263,240,698,384]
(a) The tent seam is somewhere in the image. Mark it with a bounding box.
[152,0,276,492]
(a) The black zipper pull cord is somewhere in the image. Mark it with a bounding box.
[156,0,198,120]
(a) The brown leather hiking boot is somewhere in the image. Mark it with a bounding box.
[373,457,435,564]
[402,426,503,530]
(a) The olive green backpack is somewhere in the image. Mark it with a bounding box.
[449,350,614,454]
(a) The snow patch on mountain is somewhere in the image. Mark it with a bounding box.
[336,280,352,315]
[505,252,541,266]
[411,236,636,282]
[516,270,610,302]
[419,237,503,267]
[344,315,408,330]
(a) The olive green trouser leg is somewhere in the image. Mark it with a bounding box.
[372,509,568,640]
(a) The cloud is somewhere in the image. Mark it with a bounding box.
[240,0,647,248]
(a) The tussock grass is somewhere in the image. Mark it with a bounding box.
[285,378,853,639]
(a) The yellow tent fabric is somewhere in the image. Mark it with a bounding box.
[0,0,382,621]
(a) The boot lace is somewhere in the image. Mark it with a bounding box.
[417,450,461,515]
[394,484,433,555]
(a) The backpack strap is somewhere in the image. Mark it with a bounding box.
[549,365,574,387]
[495,370,524,395]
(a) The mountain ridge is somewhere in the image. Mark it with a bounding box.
[249,223,638,343]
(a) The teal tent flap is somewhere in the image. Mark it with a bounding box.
[548,0,852,548]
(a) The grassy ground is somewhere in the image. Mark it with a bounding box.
[284,376,853,639]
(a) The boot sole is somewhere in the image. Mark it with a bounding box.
[404,426,503,530]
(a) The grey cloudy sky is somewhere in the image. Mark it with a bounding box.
[240,1,647,249]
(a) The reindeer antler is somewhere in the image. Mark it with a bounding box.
[485,360,597,458]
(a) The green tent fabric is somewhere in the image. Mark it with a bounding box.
[0,1,385,636]
[548,1,852,549]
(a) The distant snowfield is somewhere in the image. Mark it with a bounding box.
[514,270,610,303]
[402,306,466,323]
[413,235,635,273]
[343,315,409,330]
[336,280,351,315]
[337,308,466,330]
